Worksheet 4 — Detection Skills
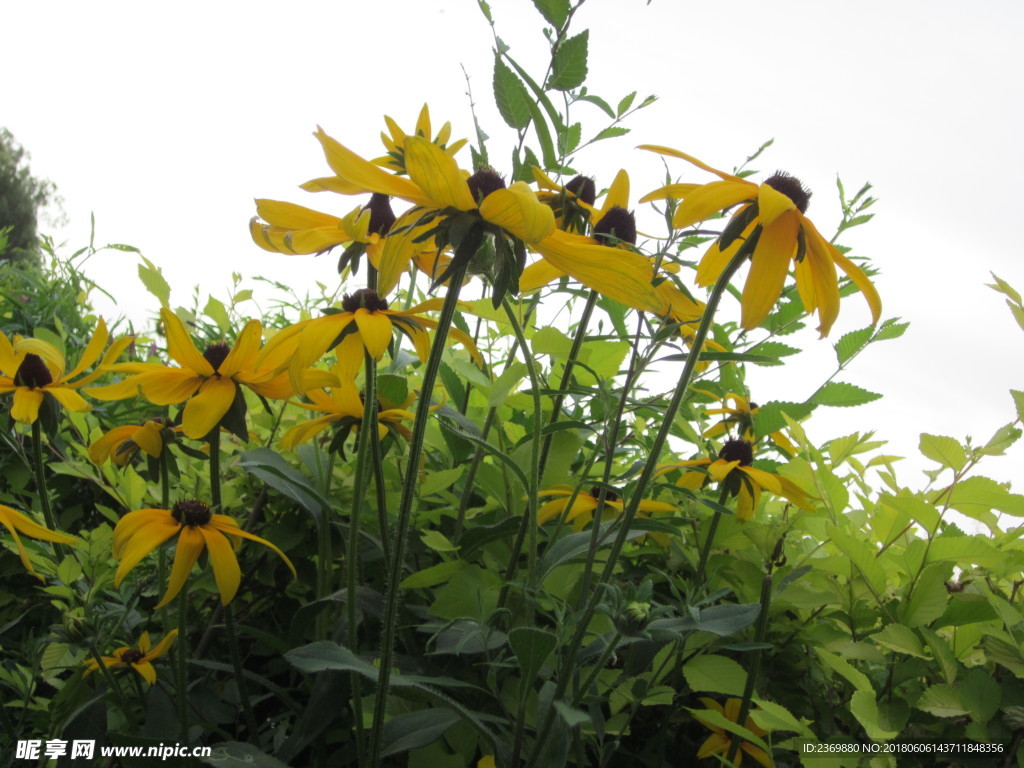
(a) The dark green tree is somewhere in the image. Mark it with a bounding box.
[0,127,57,264]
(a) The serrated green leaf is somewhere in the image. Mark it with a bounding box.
[753,401,815,437]
[420,529,459,553]
[1011,390,1024,422]
[576,93,614,118]
[137,257,170,306]
[493,57,532,130]
[532,326,573,360]
[488,362,528,407]
[810,382,882,408]
[420,467,465,497]
[616,91,636,116]
[827,524,887,598]
[849,690,899,741]
[980,422,1021,456]
[919,433,967,471]
[400,560,466,589]
[872,319,909,341]
[749,698,815,737]
[752,341,800,360]
[531,0,569,28]
[917,684,968,718]
[834,326,873,365]
[549,30,588,91]
[901,563,948,628]
[592,126,629,142]
[204,296,230,333]
[872,624,927,657]
[682,655,748,696]
[814,647,871,692]
[988,272,1022,305]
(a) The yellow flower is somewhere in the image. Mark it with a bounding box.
[639,145,881,336]
[279,375,415,450]
[266,289,481,391]
[88,309,301,440]
[662,439,812,522]
[89,418,179,466]
[113,500,296,609]
[701,392,795,457]
[374,103,468,175]
[84,630,178,686]
[0,320,130,424]
[250,193,393,257]
[0,504,77,578]
[695,697,773,767]
[536,485,676,528]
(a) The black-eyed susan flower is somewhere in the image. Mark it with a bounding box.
[267,288,480,390]
[536,485,676,529]
[639,145,881,336]
[279,373,415,450]
[694,697,773,767]
[88,418,179,466]
[113,500,296,609]
[250,193,394,257]
[88,310,304,440]
[0,320,130,424]
[701,392,795,457]
[664,439,812,522]
[0,504,77,578]
[84,630,178,686]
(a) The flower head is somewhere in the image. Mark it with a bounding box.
[640,145,881,336]
[88,310,302,440]
[84,630,178,686]
[0,504,77,578]
[695,697,773,767]
[701,392,795,457]
[89,418,179,466]
[536,484,675,529]
[0,320,130,424]
[113,500,296,608]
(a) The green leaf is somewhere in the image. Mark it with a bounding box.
[401,560,466,590]
[872,319,909,341]
[509,627,557,681]
[548,30,588,91]
[576,93,614,118]
[946,475,1024,517]
[649,604,760,638]
[872,624,927,658]
[749,698,815,737]
[751,341,801,360]
[826,524,887,598]
[980,422,1022,456]
[488,362,528,407]
[920,627,959,684]
[988,272,1022,305]
[420,467,465,497]
[378,374,409,408]
[437,417,530,494]
[684,705,771,755]
[204,296,230,333]
[927,535,1005,568]
[753,401,815,436]
[591,126,629,142]
[538,525,646,580]
[420,529,459,553]
[982,633,1024,678]
[917,684,969,718]
[531,0,569,28]
[1011,390,1024,422]
[849,691,899,741]
[813,647,871,692]
[380,708,460,758]
[961,667,1001,725]
[201,742,293,768]
[682,655,748,696]
[834,326,873,365]
[493,57,532,130]
[238,448,330,518]
[901,563,949,628]
[138,256,170,307]
[616,91,636,116]
[810,382,882,408]
[919,433,967,472]
[553,700,590,727]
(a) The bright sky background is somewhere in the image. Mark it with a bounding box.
[5,0,1024,493]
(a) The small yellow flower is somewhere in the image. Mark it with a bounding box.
[113,500,296,609]
[84,630,178,686]
[701,392,795,457]
[694,697,773,767]
[0,504,77,578]
[0,320,130,424]
[640,145,881,336]
[536,485,675,528]
[88,310,301,440]
[89,418,179,466]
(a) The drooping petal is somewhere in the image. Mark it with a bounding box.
[279,414,340,450]
[156,526,206,609]
[672,180,755,230]
[114,517,181,587]
[740,211,800,330]
[0,332,17,377]
[137,370,204,406]
[161,309,215,376]
[146,629,179,661]
[404,136,476,211]
[62,319,109,381]
[796,220,841,336]
[353,310,394,360]
[219,320,263,377]
[806,218,883,326]
[518,258,566,293]
[113,508,174,557]
[695,210,756,287]
[213,522,297,580]
[739,465,782,494]
[637,183,701,204]
[313,127,427,204]
[255,199,342,230]
[637,145,746,183]
[479,182,556,244]
[757,182,797,226]
[0,504,77,544]
[376,207,435,296]
[11,388,45,423]
[45,387,92,413]
[132,660,158,686]
[181,376,237,439]
[132,421,165,458]
[198,525,242,605]
[89,425,138,464]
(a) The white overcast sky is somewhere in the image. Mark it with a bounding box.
[5,0,1024,493]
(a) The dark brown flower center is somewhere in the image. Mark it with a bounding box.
[342,289,389,313]
[466,168,506,204]
[565,175,597,206]
[15,353,53,388]
[593,207,637,246]
[764,172,811,214]
[203,343,230,372]
[591,486,620,503]
[364,193,397,237]
[171,500,212,528]
[120,649,145,664]
[719,438,754,466]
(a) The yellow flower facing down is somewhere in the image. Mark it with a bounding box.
[701,392,796,457]
[695,697,773,768]
[84,630,178,686]
[0,504,77,578]
[89,418,179,466]
[250,193,394,257]
[639,145,881,336]
[113,500,296,609]
[537,485,676,529]
[88,309,305,440]
[662,439,812,522]
[375,103,468,175]
[0,320,131,424]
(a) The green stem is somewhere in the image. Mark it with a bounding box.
[529,248,747,767]
[726,573,773,765]
[348,350,378,765]
[208,428,222,509]
[368,263,468,767]
[88,642,133,724]
[695,484,732,585]
[159,449,170,628]
[224,604,259,737]
[30,420,65,555]
[176,581,190,740]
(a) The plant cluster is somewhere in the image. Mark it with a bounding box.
[2,3,1023,767]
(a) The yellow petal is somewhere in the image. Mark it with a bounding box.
[11,388,45,424]
[199,525,242,605]
[314,127,426,204]
[132,420,165,458]
[45,387,92,413]
[219,320,263,377]
[156,526,206,609]
[181,376,237,439]
[279,414,339,450]
[757,182,797,226]
[740,212,800,330]
[0,504,77,547]
[89,425,137,464]
[133,660,158,686]
[114,517,181,588]
[479,183,556,243]
[63,319,109,381]
[739,465,782,494]
[161,309,214,376]
[519,258,566,294]
[637,182,701,204]
[637,145,745,183]
[113,508,172,556]
[0,332,17,376]
[146,629,179,661]
[601,169,631,215]
[214,522,297,580]
[404,136,476,210]
[672,180,755,229]
[797,221,841,336]
[810,220,882,326]
[299,175,368,195]
[353,310,394,360]
[376,207,434,296]
[138,369,204,406]
[255,199,342,230]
